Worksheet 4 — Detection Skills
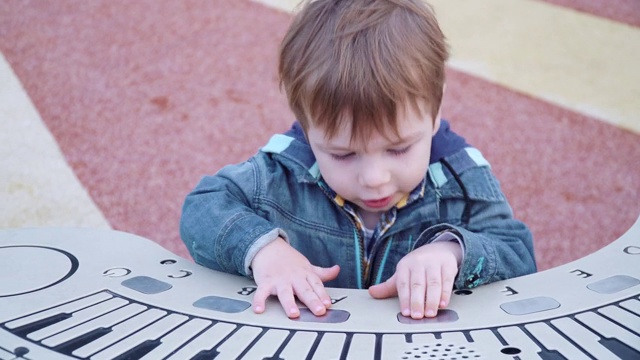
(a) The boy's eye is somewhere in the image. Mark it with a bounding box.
[388,145,411,156]
[330,152,355,161]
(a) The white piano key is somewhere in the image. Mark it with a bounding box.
[498,326,542,360]
[72,308,166,358]
[90,313,188,360]
[619,299,640,316]
[598,305,640,334]
[28,297,128,341]
[437,331,468,345]
[6,292,112,329]
[0,347,14,359]
[552,317,619,359]
[576,311,640,352]
[164,322,236,360]
[278,331,318,359]
[41,303,147,347]
[311,332,346,360]
[238,328,289,359]
[380,334,411,359]
[525,322,590,360]
[469,329,508,358]
[137,318,212,360]
[214,325,262,360]
[345,333,376,359]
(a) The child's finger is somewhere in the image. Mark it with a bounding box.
[424,270,442,318]
[307,274,333,308]
[367,274,397,299]
[394,271,411,318]
[294,279,327,316]
[409,270,427,319]
[276,285,300,318]
[438,263,457,308]
[313,264,341,283]
[251,286,272,314]
[311,264,340,308]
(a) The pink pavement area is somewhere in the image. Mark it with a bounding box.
[1,0,639,271]
[540,0,640,27]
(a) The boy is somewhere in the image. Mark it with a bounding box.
[180,0,536,320]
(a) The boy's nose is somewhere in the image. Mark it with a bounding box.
[358,163,391,189]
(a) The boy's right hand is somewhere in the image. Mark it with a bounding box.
[250,237,340,318]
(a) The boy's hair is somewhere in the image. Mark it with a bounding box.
[279,0,449,145]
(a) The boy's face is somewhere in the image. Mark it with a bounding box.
[308,102,441,226]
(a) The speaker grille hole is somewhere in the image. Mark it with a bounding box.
[400,343,480,359]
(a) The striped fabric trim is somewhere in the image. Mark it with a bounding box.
[375,237,394,285]
[428,162,448,188]
[428,147,490,188]
[353,228,363,289]
[308,162,321,178]
[261,134,322,178]
[465,147,490,167]
[260,134,293,154]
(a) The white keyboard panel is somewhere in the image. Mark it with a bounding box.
[1,215,638,359]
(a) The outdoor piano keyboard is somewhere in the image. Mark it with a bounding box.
[1,216,638,359]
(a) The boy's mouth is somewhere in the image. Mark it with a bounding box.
[362,196,392,209]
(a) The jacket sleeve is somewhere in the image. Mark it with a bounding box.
[180,158,286,277]
[445,199,535,290]
[416,165,537,290]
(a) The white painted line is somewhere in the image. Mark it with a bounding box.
[0,52,111,229]
[252,0,302,13]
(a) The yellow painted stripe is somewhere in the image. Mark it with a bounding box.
[430,0,640,133]
[0,52,111,229]
[252,0,640,133]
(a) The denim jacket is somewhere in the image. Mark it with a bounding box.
[180,121,536,290]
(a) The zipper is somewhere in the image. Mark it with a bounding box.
[316,182,368,288]
[341,211,368,288]
[365,235,392,287]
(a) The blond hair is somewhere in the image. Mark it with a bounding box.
[279,0,449,145]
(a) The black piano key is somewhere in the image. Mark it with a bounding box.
[599,337,640,359]
[339,333,354,359]
[10,313,72,338]
[537,350,568,360]
[52,327,112,355]
[305,332,324,360]
[112,339,161,360]
[190,348,219,360]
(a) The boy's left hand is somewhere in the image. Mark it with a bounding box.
[368,241,461,319]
